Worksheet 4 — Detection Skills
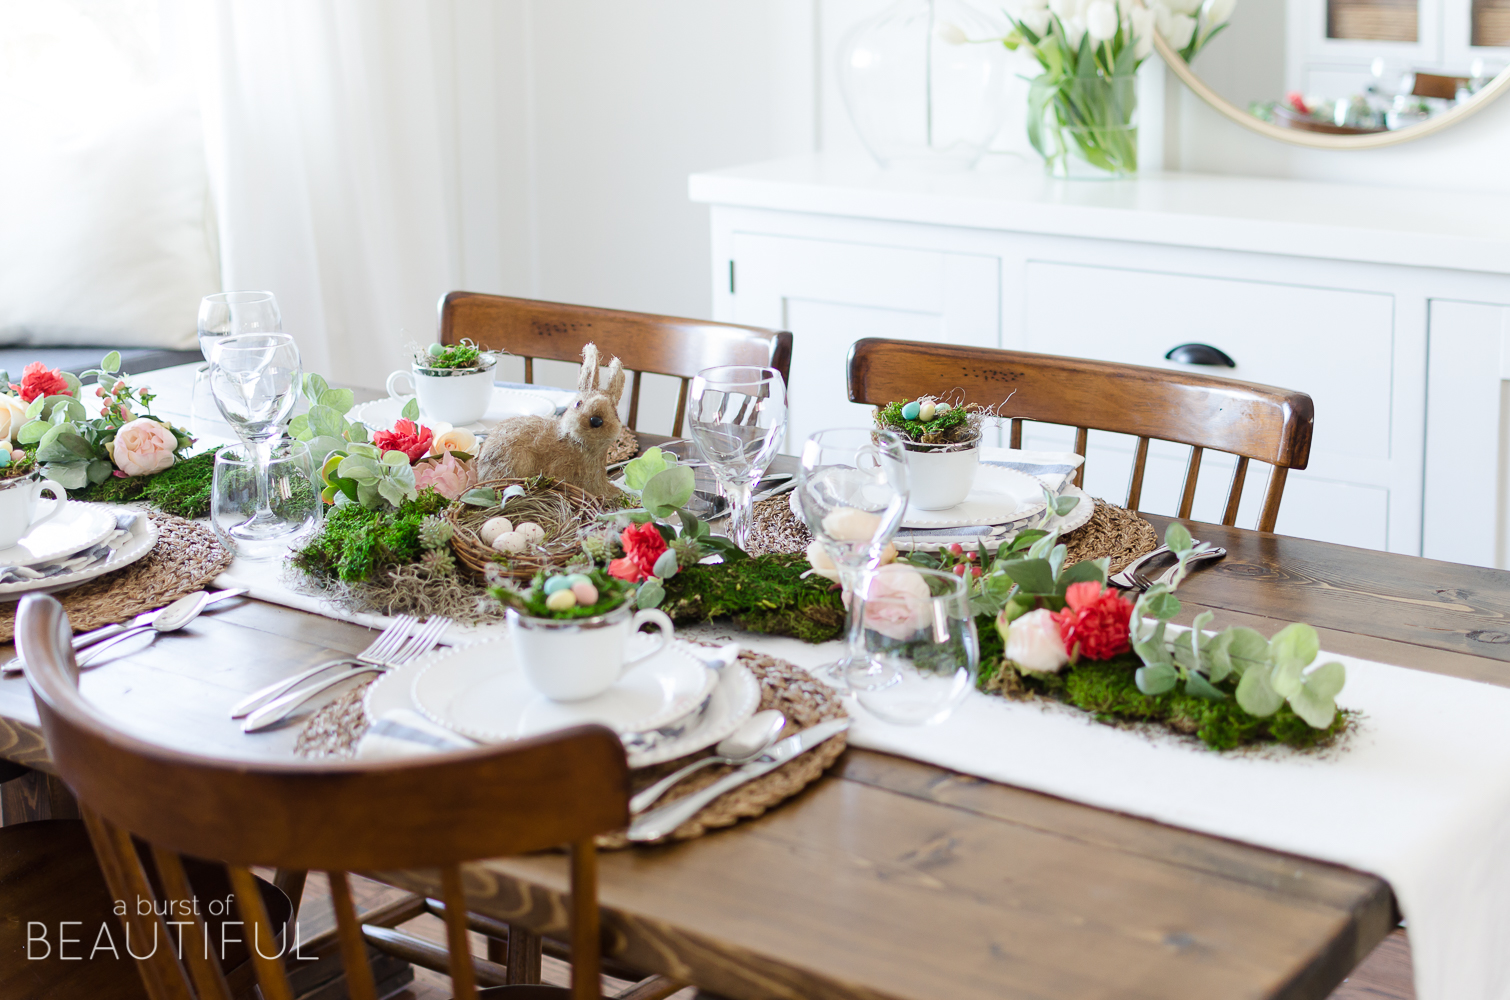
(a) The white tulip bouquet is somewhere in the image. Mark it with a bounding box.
[1003,0,1235,175]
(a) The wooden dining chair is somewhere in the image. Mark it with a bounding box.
[17,593,636,1000]
[439,292,793,436]
[846,338,1314,532]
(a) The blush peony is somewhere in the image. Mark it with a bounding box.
[11,363,70,403]
[1003,608,1070,674]
[111,418,178,477]
[413,450,477,500]
[373,419,434,462]
[858,564,933,641]
[1052,581,1133,661]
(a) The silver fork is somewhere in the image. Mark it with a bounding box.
[241,616,452,733]
[229,615,417,719]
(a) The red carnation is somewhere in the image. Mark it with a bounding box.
[12,362,70,403]
[1053,581,1133,661]
[372,419,434,462]
[608,522,668,583]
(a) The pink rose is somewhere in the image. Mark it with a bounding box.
[858,564,934,642]
[1003,608,1069,674]
[110,418,178,477]
[413,450,477,500]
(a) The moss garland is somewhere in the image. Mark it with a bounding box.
[660,553,847,644]
[68,448,220,519]
[291,489,453,583]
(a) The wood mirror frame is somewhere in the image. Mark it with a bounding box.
[1154,30,1510,149]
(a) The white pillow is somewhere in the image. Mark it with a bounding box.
[0,91,220,349]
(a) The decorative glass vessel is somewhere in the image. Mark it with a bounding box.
[837,0,1012,171]
[1036,74,1138,179]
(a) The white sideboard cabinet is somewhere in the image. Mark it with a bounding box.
[690,154,1510,565]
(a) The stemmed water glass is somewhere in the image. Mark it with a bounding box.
[688,366,787,549]
[208,334,303,551]
[795,427,910,688]
[194,292,281,439]
[850,565,978,725]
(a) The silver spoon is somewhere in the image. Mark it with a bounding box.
[629,709,787,814]
[75,591,213,667]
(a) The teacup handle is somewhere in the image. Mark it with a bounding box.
[623,609,675,669]
[385,370,416,399]
[29,482,65,531]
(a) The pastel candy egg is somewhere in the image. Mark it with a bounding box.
[565,573,592,587]
[900,400,921,421]
[515,522,546,544]
[545,589,577,612]
[543,575,573,595]
[934,401,951,415]
[571,581,599,605]
[479,516,513,546]
[491,531,526,554]
[427,342,445,357]
[918,400,936,421]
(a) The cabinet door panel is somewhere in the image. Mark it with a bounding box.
[732,234,1000,448]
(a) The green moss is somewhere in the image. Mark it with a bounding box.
[876,400,972,444]
[987,656,1353,752]
[291,489,452,583]
[661,553,847,643]
[69,448,219,518]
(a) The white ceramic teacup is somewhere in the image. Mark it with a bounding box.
[0,478,66,549]
[385,354,498,427]
[508,602,676,702]
[903,433,982,510]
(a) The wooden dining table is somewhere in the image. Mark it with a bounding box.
[3,420,1509,999]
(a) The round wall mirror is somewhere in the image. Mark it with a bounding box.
[1154,0,1510,147]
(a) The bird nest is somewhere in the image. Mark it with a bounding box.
[446,476,607,581]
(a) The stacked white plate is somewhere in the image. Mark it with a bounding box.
[348,387,556,436]
[0,501,158,597]
[365,634,761,768]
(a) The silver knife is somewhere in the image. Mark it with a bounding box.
[627,717,851,842]
[2,588,248,674]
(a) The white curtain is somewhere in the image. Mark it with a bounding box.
[198,0,460,385]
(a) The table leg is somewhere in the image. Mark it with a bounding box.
[0,769,79,824]
[506,923,543,984]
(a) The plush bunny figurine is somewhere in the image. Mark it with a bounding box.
[474,343,626,497]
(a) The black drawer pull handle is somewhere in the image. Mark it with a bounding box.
[1165,343,1236,367]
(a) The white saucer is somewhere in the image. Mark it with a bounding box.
[411,635,719,746]
[0,501,118,568]
[348,387,554,435]
[0,512,158,598]
[900,465,1048,529]
[365,651,760,768]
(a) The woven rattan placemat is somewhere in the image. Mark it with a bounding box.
[295,648,847,847]
[0,514,233,644]
[747,494,1158,573]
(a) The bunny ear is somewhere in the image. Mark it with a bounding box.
[605,357,626,407]
[578,343,600,392]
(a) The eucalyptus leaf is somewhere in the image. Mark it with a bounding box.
[1059,560,1105,586]
[85,459,113,485]
[998,558,1057,596]
[1141,589,1181,621]
[24,397,45,419]
[308,404,344,439]
[1047,543,1067,583]
[1053,494,1080,517]
[376,478,408,508]
[1027,530,1060,561]
[382,450,410,467]
[636,578,666,609]
[37,427,95,463]
[400,398,420,422]
[318,388,356,414]
[16,420,48,446]
[1203,627,1235,683]
[337,455,384,480]
[1183,670,1227,702]
[43,461,89,489]
[640,465,695,518]
[304,374,330,399]
[1135,662,1178,695]
[652,548,679,579]
[1164,522,1193,555]
[1269,622,1320,672]
[61,373,82,398]
[387,462,417,490]
[304,435,347,467]
[101,351,121,374]
[346,422,369,444]
[1225,627,1270,675]
[1132,619,1172,667]
[460,487,500,507]
[1288,662,1346,729]
[1235,661,1285,717]
[347,442,380,459]
[356,481,382,508]
[623,447,670,491]
[699,536,748,561]
[288,414,312,440]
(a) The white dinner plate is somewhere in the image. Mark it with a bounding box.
[364,652,760,768]
[411,635,719,746]
[900,465,1048,529]
[348,387,554,435]
[0,512,158,598]
[0,500,118,568]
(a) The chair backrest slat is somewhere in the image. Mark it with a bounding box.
[441,865,479,1000]
[847,339,1313,532]
[1224,456,1250,526]
[441,292,793,437]
[19,595,631,1000]
[150,845,235,1000]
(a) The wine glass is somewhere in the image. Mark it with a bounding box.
[194,292,280,439]
[209,334,302,547]
[687,366,787,549]
[795,427,910,687]
[211,441,322,560]
[850,565,978,725]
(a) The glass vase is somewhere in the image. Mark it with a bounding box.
[837,0,1012,171]
[1035,74,1139,179]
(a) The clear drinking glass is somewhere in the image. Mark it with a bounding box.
[688,366,787,549]
[194,292,280,438]
[211,441,322,560]
[209,334,303,546]
[850,565,978,724]
[795,427,910,687]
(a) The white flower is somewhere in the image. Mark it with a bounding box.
[1086,0,1119,41]
[1003,608,1070,674]
[1014,0,1051,9]
[1049,0,1084,19]
[821,506,881,542]
[1157,0,1204,15]
[1161,10,1197,48]
[432,426,478,456]
[1021,7,1052,34]
[0,394,28,442]
[805,539,841,582]
[1130,5,1156,57]
[935,21,969,44]
[1200,0,1235,29]
[1062,14,1087,49]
